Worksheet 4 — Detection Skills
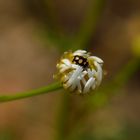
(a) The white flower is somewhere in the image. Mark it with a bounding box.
[55,50,104,94]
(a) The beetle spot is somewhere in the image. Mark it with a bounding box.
[73,55,89,69]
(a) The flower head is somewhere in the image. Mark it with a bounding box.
[54,50,104,94]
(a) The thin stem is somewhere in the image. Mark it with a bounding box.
[114,58,140,86]
[73,0,105,49]
[0,82,62,103]
[56,93,70,140]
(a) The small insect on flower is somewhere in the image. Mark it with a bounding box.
[54,50,104,94]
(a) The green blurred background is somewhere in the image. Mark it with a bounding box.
[0,0,140,140]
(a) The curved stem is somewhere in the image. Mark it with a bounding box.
[0,82,62,103]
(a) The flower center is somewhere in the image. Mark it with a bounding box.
[72,55,89,69]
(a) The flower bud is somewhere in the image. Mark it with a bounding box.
[54,50,104,94]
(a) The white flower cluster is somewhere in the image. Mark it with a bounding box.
[56,50,103,94]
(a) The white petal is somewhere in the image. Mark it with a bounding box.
[59,65,68,71]
[92,84,96,90]
[83,77,95,93]
[59,64,71,73]
[71,64,79,69]
[62,59,71,66]
[80,71,87,85]
[81,78,86,86]
[63,72,73,82]
[73,50,88,57]
[67,66,83,86]
[77,81,82,93]
[59,64,67,68]
[87,69,95,78]
[60,68,68,73]
[94,61,103,86]
[70,83,76,91]
[74,50,87,54]
[89,56,103,64]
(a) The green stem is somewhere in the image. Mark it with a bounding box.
[73,0,105,49]
[114,58,140,86]
[0,82,62,103]
[56,93,70,140]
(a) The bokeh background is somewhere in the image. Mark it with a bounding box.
[0,0,140,140]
